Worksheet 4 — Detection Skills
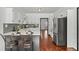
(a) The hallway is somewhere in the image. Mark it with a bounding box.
[40,30,76,51]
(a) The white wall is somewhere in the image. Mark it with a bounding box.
[67,8,77,49]
[53,7,77,49]
[54,7,73,18]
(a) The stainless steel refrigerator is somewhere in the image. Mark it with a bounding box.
[53,17,67,47]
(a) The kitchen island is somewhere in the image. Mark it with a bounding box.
[3,28,40,51]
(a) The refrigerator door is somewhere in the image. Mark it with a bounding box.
[58,17,67,46]
[53,17,67,47]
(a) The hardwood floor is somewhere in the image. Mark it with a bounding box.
[40,30,76,51]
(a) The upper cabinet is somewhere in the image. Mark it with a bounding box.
[4,8,13,23]
[13,12,26,24]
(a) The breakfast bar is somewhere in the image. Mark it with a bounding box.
[3,29,40,51]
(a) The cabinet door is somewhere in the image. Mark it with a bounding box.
[33,35,39,51]
[5,8,13,23]
[5,36,11,51]
[58,17,67,46]
[5,36,19,51]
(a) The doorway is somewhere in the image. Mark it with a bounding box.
[40,18,49,50]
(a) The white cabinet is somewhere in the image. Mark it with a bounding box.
[33,35,40,51]
[5,8,13,23]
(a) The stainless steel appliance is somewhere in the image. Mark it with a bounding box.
[53,17,67,46]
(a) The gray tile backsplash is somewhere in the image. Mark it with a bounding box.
[3,23,39,33]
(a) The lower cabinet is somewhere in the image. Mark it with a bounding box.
[32,35,40,51]
[5,35,33,51]
[5,35,40,51]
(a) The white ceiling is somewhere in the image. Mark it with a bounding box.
[13,7,62,13]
